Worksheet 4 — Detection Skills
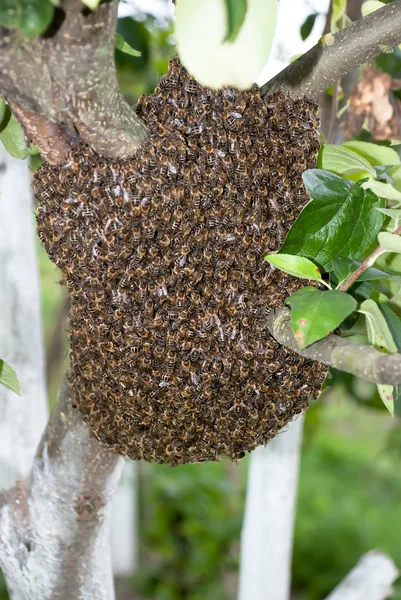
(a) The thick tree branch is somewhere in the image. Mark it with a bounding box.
[0,380,124,599]
[261,0,401,100]
[0,0,147,163]
[267,308,401,386]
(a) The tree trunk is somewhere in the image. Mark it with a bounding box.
[0,147,48,488]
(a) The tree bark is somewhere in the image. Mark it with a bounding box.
[262,0,401,100]
[266,308,401,386]
[0,0,147,164]
[0,381,124,599]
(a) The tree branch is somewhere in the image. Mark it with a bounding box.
[267,308,401,386]
[0,380,125,599]
[262,0,401,101]
[324,551,398,600]
[0,0,147,163]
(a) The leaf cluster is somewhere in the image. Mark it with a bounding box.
[266,141,401,415]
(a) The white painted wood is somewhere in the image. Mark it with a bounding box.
[325,551,399,600]
[0,147,48,488]
[111,461,138,576]
[238,415,304,600]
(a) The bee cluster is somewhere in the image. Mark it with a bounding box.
[35,57,327,465]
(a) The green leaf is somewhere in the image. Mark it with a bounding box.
[300,13,318,41]
[342,140,401,191]
[115,33,141,57]
[302,168,353,202]
[379,304,401,352]
[362,178,401,202]
[265,254,322,282]
[81,0,102,10]
[0,359,20,395]
[317,144,376,180]
[378,231,401,254]
[0,0,54,35]
[332,257,401,284]
[359,299,397,353]
[0,0,21,28]
[19,0,54,38]
[281,172,384,272]
[0,107,39,159]
[30,153,44,172]
[376,207,401,220]
[0,98,5,126]
[286,287,357,348]
[361,0,386,17]
[359,299,400,416]
[331,0,347,31]
[224,0,248,43]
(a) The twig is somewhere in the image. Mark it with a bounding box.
[340,223,401,292]
[262,0,401,100]
[266,308,401,385]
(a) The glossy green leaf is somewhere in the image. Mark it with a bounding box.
[281,173,384,272]
[302,168,353,202]
[19,0,54,38]
[115,33,141,57]
[0,359,20,395]
[265,254,322,282]
[0,107,39,159]
[317,144,376,180]
[286,287,357,348]
[332,257,401,285]
[224,0,248,42]
[300,13,318,41]
[378,232,401,254]
[0,98,5,126]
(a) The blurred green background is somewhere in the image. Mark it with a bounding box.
[2,4,401,600]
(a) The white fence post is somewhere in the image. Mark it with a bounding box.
[238,415,304,600]
[0,147,48,488]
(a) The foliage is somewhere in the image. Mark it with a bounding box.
[134,461,245,600]
[0,105,39,159]
[265,140,401,413]
[0,360,20,395]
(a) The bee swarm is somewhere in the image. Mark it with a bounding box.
[35,57,327,465]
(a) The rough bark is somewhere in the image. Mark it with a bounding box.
[266,308,401,386]
[238,415,304,600]
[0,381,124,599]
[262,0,401,100]
[0,0,147,163]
